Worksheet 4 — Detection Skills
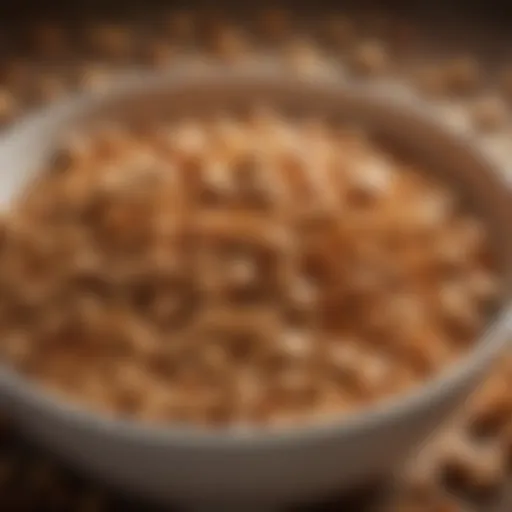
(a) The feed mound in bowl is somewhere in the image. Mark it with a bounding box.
[0,106,500,428]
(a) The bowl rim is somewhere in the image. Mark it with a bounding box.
[1,64,511,449]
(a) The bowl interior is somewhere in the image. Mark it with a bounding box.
[0,67,511,441]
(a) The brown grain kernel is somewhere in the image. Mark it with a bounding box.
[414,64,450,96]
[1,331,33,368]
[273,366,318,405]
[284,39,326,76]
[466,269,500,303]
[198,162,233,206]
[0,88,17,125]
[208,25,249,62]
[389,493,467,512]
[225,256,258,289]
[500,67,512,100]
[78,64,112,94]
[402,450,443,500]
[415,58,480,97]
[284,277,319,322]
[444,57,481,96]
[34,73,67,104]
[350,40,389,76]
[439,433,506,495]
[87,23,133,60]
[144,39,176,69]
[110,362,152,413]
[500,420,512,467]
[468,374,512,438]
[470,95,509,132]
[438,281,482,335]
[56,131,94,167]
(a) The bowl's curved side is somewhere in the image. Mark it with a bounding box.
[0,67,511,506]
[6,355,488,505]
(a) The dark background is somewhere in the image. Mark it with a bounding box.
[0,0,511,20]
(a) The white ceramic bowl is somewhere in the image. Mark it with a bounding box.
[0,67,511,509]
